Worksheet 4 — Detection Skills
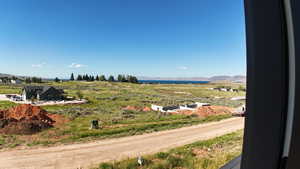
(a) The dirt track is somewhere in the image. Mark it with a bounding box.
[0,117,244,169]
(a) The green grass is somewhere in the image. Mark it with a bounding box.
[95,130,243,169]
[0,101,17,109]
[0,81,245,149]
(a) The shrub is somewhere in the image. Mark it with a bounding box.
[99,163,113,169]
[152,162,169,169]
[166,155,184,168]
[155,152,169,159]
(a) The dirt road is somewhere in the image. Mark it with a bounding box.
[0,117,244,169]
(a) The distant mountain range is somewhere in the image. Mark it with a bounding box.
[138,75,246,83]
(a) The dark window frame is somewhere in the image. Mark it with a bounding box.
[222,0,300,169]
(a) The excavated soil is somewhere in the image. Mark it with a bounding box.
[173,106,233,117]
[122,106,151,112]
[0,104,66,135]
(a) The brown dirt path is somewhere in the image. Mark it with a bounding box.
[0,117,244,169]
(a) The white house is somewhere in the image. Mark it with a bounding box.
[195,102,210,107]
[230,96,246,101]
[151,104,165,112]
[151,104,179,113]
[11,79,22,84]
[179,104,198,111]
[220,88,227,92]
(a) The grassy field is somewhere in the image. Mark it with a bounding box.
[96,130,243,169]
[0,82,245,149]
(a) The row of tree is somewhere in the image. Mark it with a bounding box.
[69,73,139,83]
[0,77,15,83]
[25,77,43,83]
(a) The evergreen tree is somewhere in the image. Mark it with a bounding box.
[96,75,100,81]
[25,78,32,84]
[85,74,89,81]
[99,75,106,81]
[108,75,115,82]
[127,75,138,83]
[77,75,83,81]
[54,77,60,82]
[70,73,75,81]
[117,74,123,82]
[119,75,127,82]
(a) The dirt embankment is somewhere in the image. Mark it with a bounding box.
[122,106,151,112]
[0,104,65,134]
[173,106,233,117]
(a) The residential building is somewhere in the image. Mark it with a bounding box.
[22,86,64,101]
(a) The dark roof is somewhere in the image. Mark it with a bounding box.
[23,86,63,96]
[162,105,179,111]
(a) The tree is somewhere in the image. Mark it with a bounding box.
[31,77,42,83]
[85,74,89,81]
[99,75,106,81]
[108,75,115,82]
[117,74,123,82]
[25,78,32,84]
[54,77,60,82]
[117,74,127,82]
[127,75,138,83]
[96,75,99,81]
[70,73,75,81]
[77,75,83,81]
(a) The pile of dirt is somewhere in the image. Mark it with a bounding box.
[122,106,151,112]
[173,106,233,117]
[142,107,151,112]
[122,106,139,111]
[0,104,64,134]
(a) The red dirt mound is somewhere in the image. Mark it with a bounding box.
[122,106,152,112]
[172,106,232,117]
[1,104,54,123]
[122,106,140,111]
[143,107,151,112]
[0,104,65,134]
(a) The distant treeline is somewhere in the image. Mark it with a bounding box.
[0,76,43,84]
[0,77,17,83]
[68,73,139,83]
[25,77,43,83]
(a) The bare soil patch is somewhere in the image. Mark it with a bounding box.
[173,106,233,117]
[0,104,66,134]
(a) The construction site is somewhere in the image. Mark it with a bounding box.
[0,104,65,135]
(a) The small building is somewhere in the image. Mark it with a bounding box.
[0,79,2,83]
[22,86,64,101]
[230,96,246,101]
[228,88,234,92]
[11,79,22,84]
[180,104,198,110]
[195,102,210,107]
[233,89,239,92]
[151,104,179,112]
[151,104,164,112]
[220,88,227,92]
[162,105,179,112]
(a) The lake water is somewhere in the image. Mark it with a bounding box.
[139,80,210,84]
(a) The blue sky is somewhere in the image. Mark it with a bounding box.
[0,0,246,78]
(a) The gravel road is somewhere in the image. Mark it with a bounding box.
[0,117,244,169]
